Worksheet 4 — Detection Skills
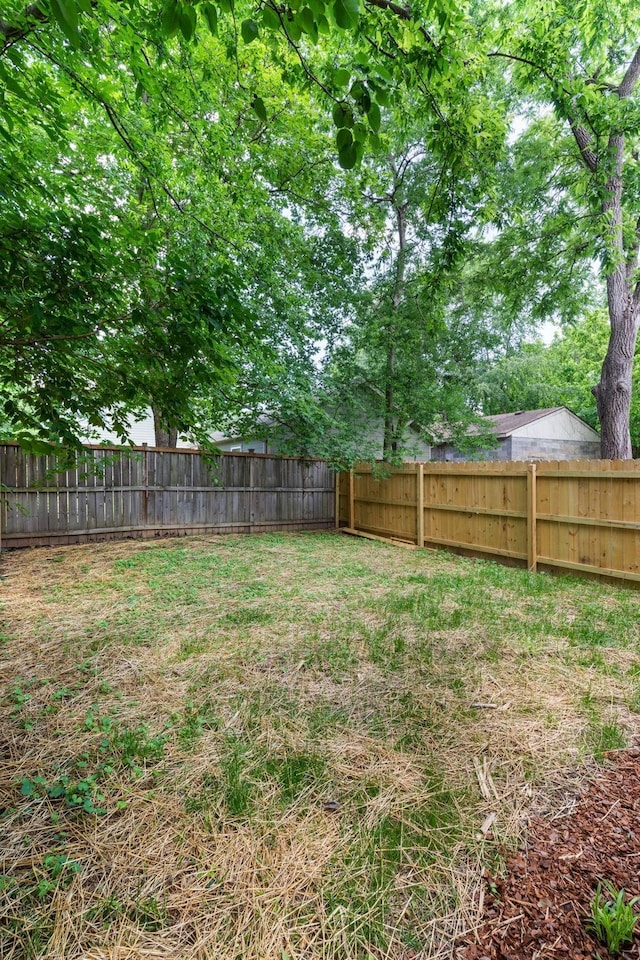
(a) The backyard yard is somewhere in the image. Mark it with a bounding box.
[1,531,639,959]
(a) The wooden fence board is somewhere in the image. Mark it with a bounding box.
[0,445,335,548]
[338,458,640,587]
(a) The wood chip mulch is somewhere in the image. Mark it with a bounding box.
[460,747,640,960]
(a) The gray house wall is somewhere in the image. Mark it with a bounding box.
[431,438,512,461]
[509,437,601,460]
[432,436,601,462]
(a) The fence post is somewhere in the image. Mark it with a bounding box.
[249,456,256,531]
[142,447,148,526]
[416,463,424,547]
[334,471,340,529]
[349,469,355,530]
[527,462,537,572]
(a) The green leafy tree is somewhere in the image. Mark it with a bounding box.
[485,0,640,457]
[479,310,640,452]
[0,2,357,448]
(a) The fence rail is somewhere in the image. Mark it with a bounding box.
[338,459,640,585]
[0,444,335,548]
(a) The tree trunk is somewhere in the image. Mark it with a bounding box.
[592,133,639,460]
[152,406,178,448]
[382,343,396,460]
[382,177,408,461]
[592,298,638,460]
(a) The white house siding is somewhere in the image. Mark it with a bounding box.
[510,408,600,442]
[82,411,198,449]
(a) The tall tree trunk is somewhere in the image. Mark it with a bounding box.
[592,133,639,459]
[382,176,408,460]
[593,300,638,460]
[152,406,178,448]
[382,342,397,460]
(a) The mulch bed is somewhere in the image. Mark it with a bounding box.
[460,747,640,960]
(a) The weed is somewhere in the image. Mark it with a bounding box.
[587,881,639,955]
[220,738,253,817]
[20,772,108,815]
[586,722,627,760]
[175,701,219,747]
[264,751,327,804]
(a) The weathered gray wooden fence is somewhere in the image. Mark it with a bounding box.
[0,444,336,548]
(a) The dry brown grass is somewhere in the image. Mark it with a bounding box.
[1,532,639,959]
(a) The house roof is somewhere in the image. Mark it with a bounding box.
[477,407,567,438]
[433,406,598,444]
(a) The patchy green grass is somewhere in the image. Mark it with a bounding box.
[1,531,639,960]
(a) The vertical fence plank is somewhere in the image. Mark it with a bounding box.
[416,463,424,547]
[527,463,537,572]
[349,469,355,530]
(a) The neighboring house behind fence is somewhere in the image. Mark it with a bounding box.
[431,407,601,462]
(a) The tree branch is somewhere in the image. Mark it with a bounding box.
[0,2,47,52]
[567,114,599,172]
[0,330,101,348]
[618,45,640,99]
[626,214,640,280]
[364,0,411,21]
[364,0,436,48]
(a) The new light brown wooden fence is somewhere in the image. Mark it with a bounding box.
[0,444,335,549]
[337,460,640,585]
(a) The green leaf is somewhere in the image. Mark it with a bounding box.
[0,69,29,102]
[352,121,367,142]
[308,0,325,16]
[334,68,351,87]
[298,7,315,35]
[336,128,352,150]
[367,101,381,132]
[179,5,197,41]
[218,0,234,13]
[161,0,180,36]
[341,0,360,18]
[333,0,354,29]
[261,5,280,29]
[338,142,357,168]
[286,16,302,40]
[49,0,81,46]
[20,778,36,797]
[241,18,259,42]
[251,95,267,122]
[332,103,353,128]
[56,0,78,31]
[317,14,330,32]
[202,3,218,35]
[374,64,392,82]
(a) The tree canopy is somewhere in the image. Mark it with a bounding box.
[2,0,640,459]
